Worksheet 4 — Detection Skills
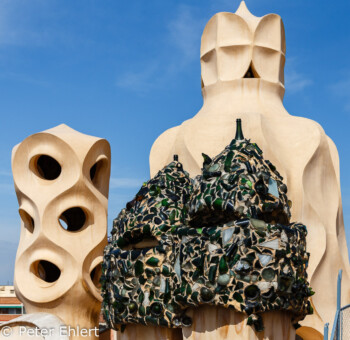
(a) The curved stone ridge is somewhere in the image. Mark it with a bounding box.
[101,121,313,332]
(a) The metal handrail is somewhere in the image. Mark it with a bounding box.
[328,270,343,340]
[330,310,339,340]
[340,304,350,311]
[324,323,329,340]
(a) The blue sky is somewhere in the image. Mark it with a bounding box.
[0,0,349,284]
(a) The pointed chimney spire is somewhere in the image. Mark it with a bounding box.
[235,119,244,140]
[235,1,260,31]
[236,1,254,17]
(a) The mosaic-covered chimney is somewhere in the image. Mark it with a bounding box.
[151,2,348,338]
[102,119,313,340]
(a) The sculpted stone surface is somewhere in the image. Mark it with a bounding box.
[12,124,111,340]
[150,2,347,338]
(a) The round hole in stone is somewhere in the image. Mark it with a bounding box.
[36,260,61,283]
[89,158,107,187]
[59,207,86,232]
[90,162,98,182]
[19,209,34,233]
[90,263,102,289]
[35,155,61,180]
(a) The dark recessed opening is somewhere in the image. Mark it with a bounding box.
[119,234,160,251]
[90,263,102,289]
[90,163,97,181]
[19,209,34,233]
[36,155,61,180]
[89,159,106,187]
[37,260,61,283]
[244,63,259,79]
[59,207,86,232]
[259,210,289,225]
[131,237,160,249]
